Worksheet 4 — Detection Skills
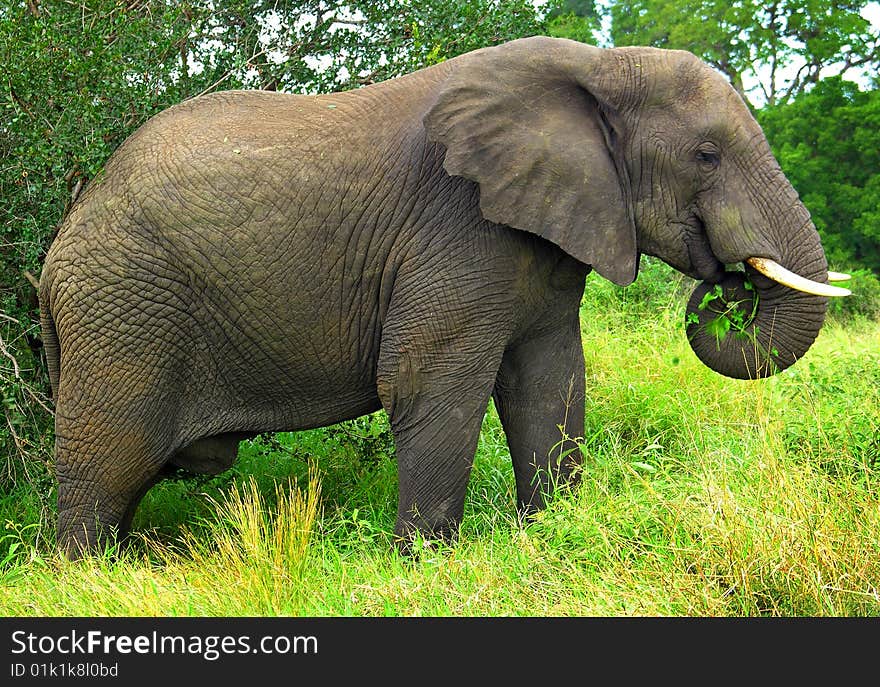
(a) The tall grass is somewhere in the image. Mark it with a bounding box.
[168,472,322,614]
[1,260,878,616]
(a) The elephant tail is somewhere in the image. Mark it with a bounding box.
[38,275,61,400]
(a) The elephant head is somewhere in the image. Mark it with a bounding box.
[424,37,848,379]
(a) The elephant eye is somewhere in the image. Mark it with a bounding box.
[695,146,721,169]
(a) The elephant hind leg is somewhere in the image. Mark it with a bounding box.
[57,469,165,559]
[53,385,179,558]
[55,431,172,559]
[57,469,164,559]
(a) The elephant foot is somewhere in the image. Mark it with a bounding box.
[393,511,461,556]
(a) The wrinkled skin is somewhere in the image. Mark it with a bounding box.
[40,37,831,557]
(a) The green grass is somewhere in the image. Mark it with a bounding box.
[1,263,878,616]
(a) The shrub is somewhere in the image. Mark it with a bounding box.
[827,269,880,322]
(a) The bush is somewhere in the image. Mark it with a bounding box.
[827,269,880,322]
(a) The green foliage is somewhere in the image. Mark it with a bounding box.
[782,344,880,477]
[606,0,880,107]
[580,256,692,327]
[826,269,880,320]
[758,77,880,275]
[181,0,548,93]
[688,280,759,344]
[546,0,602,43]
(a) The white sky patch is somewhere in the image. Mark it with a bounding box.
[303,54,335,72]
[294,13,318,32]
[329,5,366,33]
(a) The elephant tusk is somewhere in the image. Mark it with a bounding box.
[746,257,852,297]
[827,271,851,282]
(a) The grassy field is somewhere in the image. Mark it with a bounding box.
[1,263,878,616]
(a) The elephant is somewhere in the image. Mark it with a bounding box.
[39,36,849,557]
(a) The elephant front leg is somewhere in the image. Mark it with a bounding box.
[377,346,503,551]
[493,313,585,515]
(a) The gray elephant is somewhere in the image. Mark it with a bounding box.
[39,36,847,557]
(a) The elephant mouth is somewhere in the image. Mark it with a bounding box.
[669,211,851,297]
[683,215,725,283]
[684,212,850,297]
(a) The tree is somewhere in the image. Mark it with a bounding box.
[607,0,880,107]
[758,77,880,274]
[180,0,549,94]
[546,0,603,43]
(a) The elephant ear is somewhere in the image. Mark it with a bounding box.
[423,36,638,285]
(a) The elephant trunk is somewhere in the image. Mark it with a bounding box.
[684,209,843,380]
